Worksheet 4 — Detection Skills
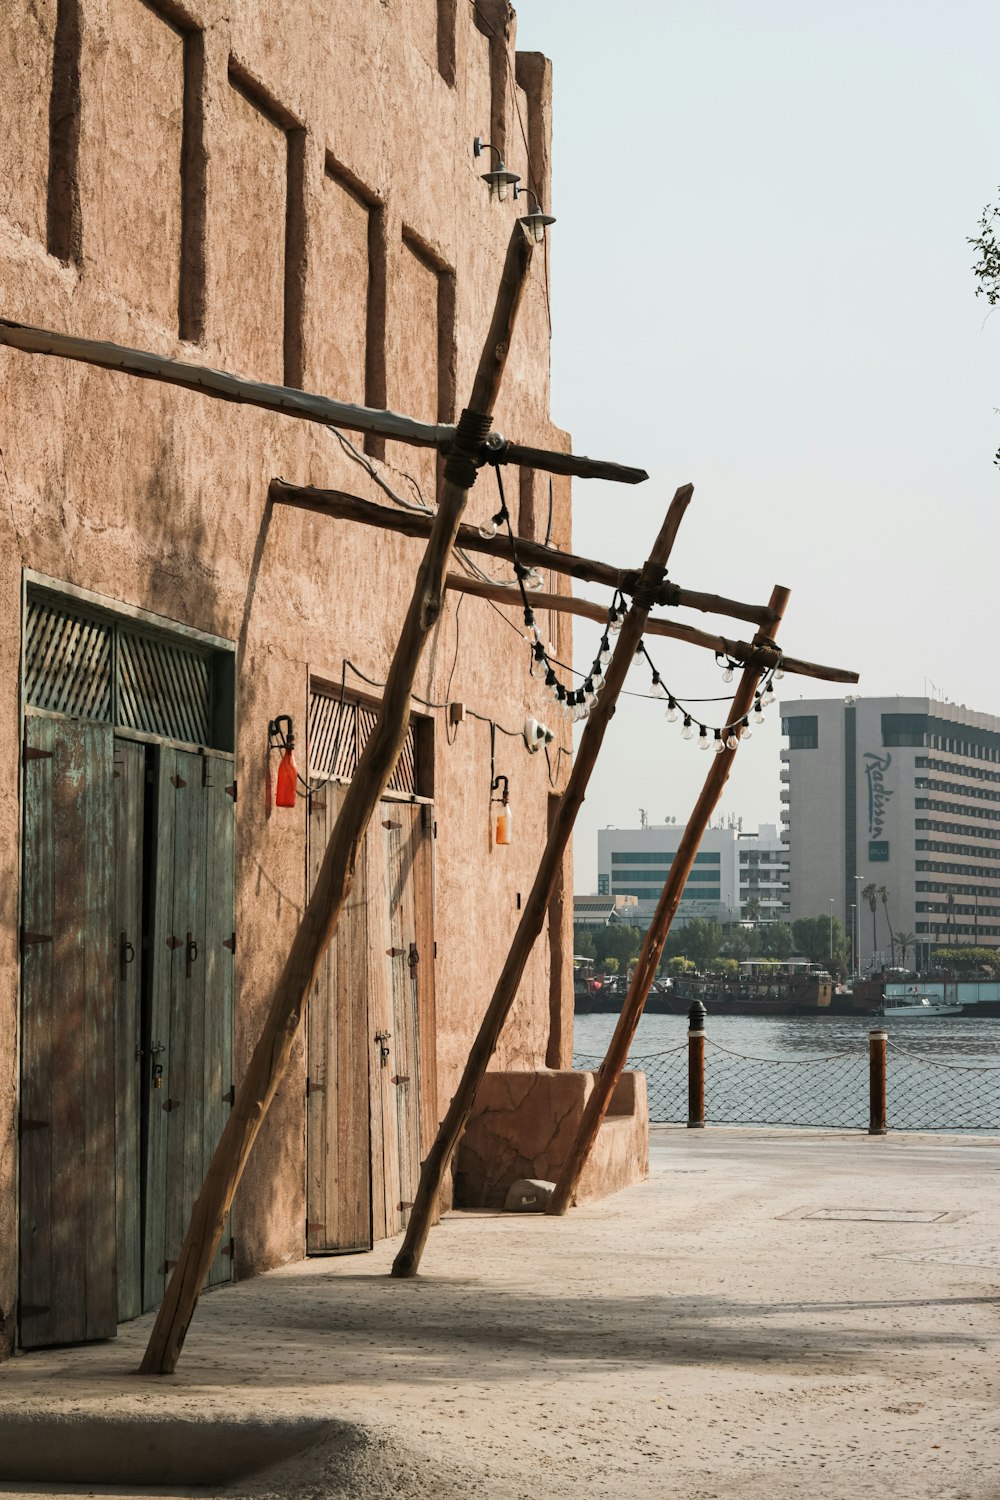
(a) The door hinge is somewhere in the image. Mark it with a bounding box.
[398,1201,414,1211]
[392,1075,411,1086]
[220,1239,235,1258]
[223,1085,235,1106]
[170,773,187,789]
[305,1077,325,1097]
[23,744,53,763]
[162,1260,178,1274]
[19,1303,50,1318]
[20,929,52,952]
[408,942,419,969]
[18,1116,49,1137]
[225,781,237,801]
[309,796,326,813]
[382,818,401,830]
[306,1221,326,1236]
[166,934,183,950]
[162,1097,182,1113]
[386,946,404,957]
[223,932,235,953]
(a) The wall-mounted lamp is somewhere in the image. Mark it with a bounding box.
[473,136,521,202]
[492,773,513,846]
[523,717,554,753]
[513,185,556,244]
[268,715,298,808]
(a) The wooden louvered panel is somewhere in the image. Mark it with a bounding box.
[307,692,357,782]
[118,631,211,745]
[24,599,113,721]
[308,690,417,794]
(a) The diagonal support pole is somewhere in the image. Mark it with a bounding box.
[139,222,536,1374]
[391,484,695,1278]
[546,584,790,1216]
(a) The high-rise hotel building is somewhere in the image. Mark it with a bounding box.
[780,696,1000,967]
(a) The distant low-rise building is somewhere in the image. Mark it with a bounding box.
[595,822,789,931]
[573,894,640,928]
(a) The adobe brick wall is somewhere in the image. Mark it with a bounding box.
[0,0,574,1353]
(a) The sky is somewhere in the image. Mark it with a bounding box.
[513,0,1000,892]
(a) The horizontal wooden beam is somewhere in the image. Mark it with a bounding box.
[0,318,647,486]
[443,573,859,685]
[268,482,778,629]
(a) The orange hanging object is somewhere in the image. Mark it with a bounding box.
[275,746,298,808]
[495,800,513,846]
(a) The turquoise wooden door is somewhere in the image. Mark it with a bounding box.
[19,718,117,1349]
[144,746,234,1311]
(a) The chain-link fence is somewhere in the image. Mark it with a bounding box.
[574,1038,1000,1133]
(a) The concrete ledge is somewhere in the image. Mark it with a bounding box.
[455,1068,649,1209]
[0,1412,338,1485]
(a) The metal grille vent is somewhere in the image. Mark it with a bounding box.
[118,630,210,745]
[309,689,416,795]
[24,598,113,721]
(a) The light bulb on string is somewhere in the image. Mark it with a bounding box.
[608,604,622,635]
[666,697,678,723]
[722,664,734,684]
[598,636,611,669]
[699,725,710,750]
[650,671,667,700]
[775,666,785,680]
[761,687,775,708]
[753,697,764,725]
[726,729,739,750]
[682,716,694,740]
[741,717,752,740]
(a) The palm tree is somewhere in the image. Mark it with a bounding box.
[862,883,879,968]
[879,886,895,966]
[896,931,916,969]
[946,891,956,946]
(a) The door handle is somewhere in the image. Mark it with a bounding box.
[186,932,198,979]
[119,931,135,983]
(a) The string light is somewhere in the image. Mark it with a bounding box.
[494,466,786,751]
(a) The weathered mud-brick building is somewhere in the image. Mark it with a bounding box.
[0,0,594,1357]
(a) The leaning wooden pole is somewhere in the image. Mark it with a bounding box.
[139,223,536,1374]
[391,485,695,1278]
[546,584,790,1216]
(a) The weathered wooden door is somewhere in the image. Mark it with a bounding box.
[306,792,434,1251]
[144,746,235,1310]
[113,737,145,1324]
[19,718,117,1348]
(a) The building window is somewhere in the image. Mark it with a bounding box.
[782,715,818,750]
[882,713,928,747]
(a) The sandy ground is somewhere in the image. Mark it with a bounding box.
[1,1127,998,1500]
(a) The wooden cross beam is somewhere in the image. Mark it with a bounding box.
[0,318,647,486]
[441,572,857,686]
[269,482,779,630]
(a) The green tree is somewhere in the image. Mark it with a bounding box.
[759,921,793,959]
[742,896,763,927]
[879,885,895,966]
[603,956,619,975]
[724,925,760,962]
[678,918,723,970]
[792,915,849,971]
[895,931,916,968]
[969,193,1000,467]
[573,927,595,960]
[862,883,879,964]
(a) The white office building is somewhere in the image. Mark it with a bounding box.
[780,695,1000,968]
[596,822,789,930]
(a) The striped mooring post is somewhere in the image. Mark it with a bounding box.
[869,1027,888,1135]
[687,1001,706,1128]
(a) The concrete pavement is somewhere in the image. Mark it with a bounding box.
[1,1127,997,1498]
